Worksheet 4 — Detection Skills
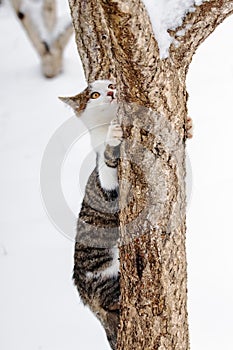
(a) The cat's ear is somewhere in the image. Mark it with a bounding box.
[59,87,90,115]
[59,95,78,109]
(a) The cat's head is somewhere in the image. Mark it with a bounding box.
[59,80,117,116]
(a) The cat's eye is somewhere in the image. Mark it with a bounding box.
[91,92,100,99]
[108,84,116,90]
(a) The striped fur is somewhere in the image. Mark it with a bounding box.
[73,158,120,349]
[61,81,121,349]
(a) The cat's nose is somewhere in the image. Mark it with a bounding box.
[107,91,114,98]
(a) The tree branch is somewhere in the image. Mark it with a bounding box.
[170,0,233,67]
[11,0,73,77]
[11,0,46,57]
[42,0,56,33]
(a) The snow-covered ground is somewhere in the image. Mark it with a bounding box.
[0,1,233,349]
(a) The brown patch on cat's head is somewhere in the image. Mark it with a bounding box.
[59,86,91,116]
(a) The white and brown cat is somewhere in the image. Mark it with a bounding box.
[60,80,122,350]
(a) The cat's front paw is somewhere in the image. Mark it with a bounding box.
[106,122,123,147]
[186,116,193,139]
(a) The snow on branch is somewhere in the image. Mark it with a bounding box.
[142,0,205,58]
[20,0,49,42]
[172,0,233,64]
[15,0,73,46]
[143,0,233,62]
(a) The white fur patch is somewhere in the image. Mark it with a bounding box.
[80,79,117,133]
[86,247,119,280]
[98,160,119,191]
[100,247,120,279]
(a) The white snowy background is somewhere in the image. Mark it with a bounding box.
[1,0,233,349]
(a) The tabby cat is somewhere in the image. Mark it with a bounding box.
[60,80,122,350]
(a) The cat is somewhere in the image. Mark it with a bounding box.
[60,80,122,350]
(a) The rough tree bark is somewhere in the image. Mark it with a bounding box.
[11,0,73,77]
[68,0,233,349]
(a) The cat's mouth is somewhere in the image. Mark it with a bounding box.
[106,97,116,104]
[107,91,117,103]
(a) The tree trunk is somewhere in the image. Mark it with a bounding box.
[41,48,63,79]
[10,0,73,78]
[68,0,233,348]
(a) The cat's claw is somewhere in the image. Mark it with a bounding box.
[106,123,123,147]
[186,116,193,139]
